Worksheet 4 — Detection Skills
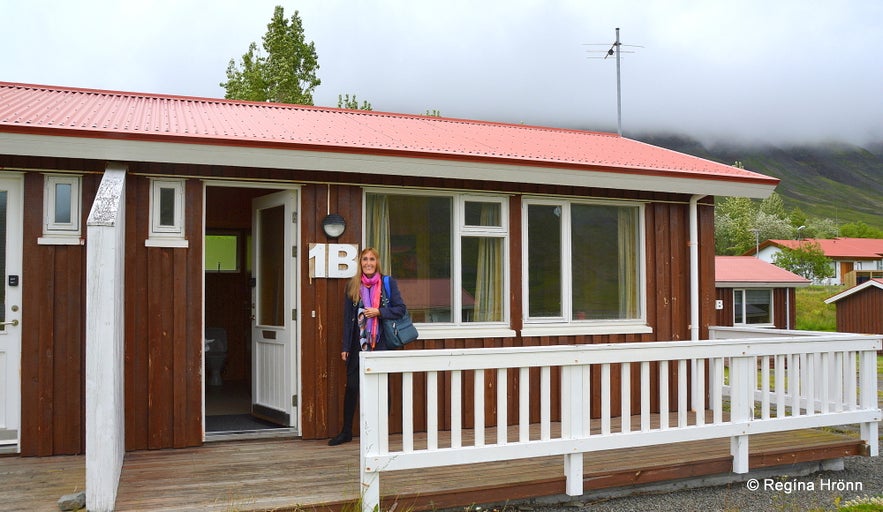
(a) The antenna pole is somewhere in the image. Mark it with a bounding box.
[615,27,622,136]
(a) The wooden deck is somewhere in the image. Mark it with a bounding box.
[2,424,868,512]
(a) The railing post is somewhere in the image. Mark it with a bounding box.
[360,354,382,512]
[562,365,584,496]
[859,350,879,456]
[729,355,752,473]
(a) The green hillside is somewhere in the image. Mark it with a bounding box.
[636,135,883,230]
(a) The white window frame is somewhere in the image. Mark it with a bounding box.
[733,288,774,327]
[146,178,188,248]
[38,174,83,245]
[364,189,514,340]
[521,197,651,337]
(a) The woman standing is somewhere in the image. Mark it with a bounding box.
[328,247,405,446]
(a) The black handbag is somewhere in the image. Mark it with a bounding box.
[382,276,419,347]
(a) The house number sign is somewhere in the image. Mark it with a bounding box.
[308,243,359,278]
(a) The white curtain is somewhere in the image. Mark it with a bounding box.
[365,194,391,274]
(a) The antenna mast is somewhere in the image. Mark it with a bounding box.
[584,28,641,137]
[614,27,622,136]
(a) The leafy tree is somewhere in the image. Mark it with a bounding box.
[222,6,320,105]
[788,206,807,229]
[338,94,372,111]
[424,109,442,117]
[802,217,839,239]
[758,191,787,219]
[840,221,883,238]
[714,196,757,254]
[772,241,835,282]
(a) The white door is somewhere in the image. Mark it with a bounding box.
[0,176,23,451]
[251,190,298,429]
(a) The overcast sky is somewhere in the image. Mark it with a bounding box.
[2,0,881,146]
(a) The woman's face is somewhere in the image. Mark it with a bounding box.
[360,252,378,276]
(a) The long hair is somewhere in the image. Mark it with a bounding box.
[346,247,383,302]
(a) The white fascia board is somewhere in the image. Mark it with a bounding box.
[716,281,810,288]
[825,279,883,303]
[0,133,776,198]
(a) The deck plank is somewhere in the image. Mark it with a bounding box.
[0,425,867,512]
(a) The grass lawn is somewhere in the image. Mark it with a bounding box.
[795,285,840,331]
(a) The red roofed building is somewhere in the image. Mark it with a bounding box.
[0,81,781,478]
[749,238,883,286]
[714,256,810,329]
[825,278,883,336]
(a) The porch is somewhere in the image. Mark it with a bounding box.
[3,423,869,512]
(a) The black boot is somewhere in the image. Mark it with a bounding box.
[328,431,352,446]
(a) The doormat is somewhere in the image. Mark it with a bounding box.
[205,414,283,433]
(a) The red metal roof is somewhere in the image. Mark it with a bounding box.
[0,82,778,187]
[761,238,883,259]
[715,256,811,286]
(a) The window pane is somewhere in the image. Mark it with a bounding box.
[465,201,501,227]
[159,187,176,227]
[527,204,561,317]
[54,182,72,224]
[376,195,452,323]
[462,237,503,322]
[745,289,771,324]
[571,204,639,320]
[205,234,239,272]
[258,205,285,326]
[734,290,744,323]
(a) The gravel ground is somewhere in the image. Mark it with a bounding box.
[512,454,883,512]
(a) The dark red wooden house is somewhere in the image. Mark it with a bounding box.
[714,255,810,329]
[825,278,883,336]
[0,81,780,465]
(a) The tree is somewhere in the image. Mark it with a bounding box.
[338,94,372,111]
[840,221,883,239]
[222,6,320,105]
[714,196,757,254]
[772,241,835,282]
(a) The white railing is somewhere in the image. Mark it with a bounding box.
[359,332,881,511]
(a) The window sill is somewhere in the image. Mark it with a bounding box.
[520,322,653,337]
[145,238,190,248]
[38,236,84,246]
[413,324,517,340]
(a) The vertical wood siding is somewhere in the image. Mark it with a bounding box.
[714,287,797,329]
[124,176,203,451]
[13,154,720,450]
[835,288,883,335]
[306,194,717,440]
[20,171,98,456]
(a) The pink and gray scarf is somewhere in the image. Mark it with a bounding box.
[359,273,382,350]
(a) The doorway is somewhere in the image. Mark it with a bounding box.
[203,184,299,436]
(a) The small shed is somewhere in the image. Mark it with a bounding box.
[825,278,883,335]
[714,256,810,329]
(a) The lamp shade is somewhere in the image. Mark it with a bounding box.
[322,213,346,238]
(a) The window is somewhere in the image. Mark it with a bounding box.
[523,199,647,334]
[39,174,82,244]
[364,191,509,334]
[146,179,188,247]
[205,233,240,272]
[734,289,773,325]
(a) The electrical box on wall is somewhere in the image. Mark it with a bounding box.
[715,299,724,310]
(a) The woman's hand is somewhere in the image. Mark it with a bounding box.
[341,351,348,362]
[363,307,381,318]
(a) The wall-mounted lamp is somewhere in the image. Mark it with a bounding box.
[322,213,346,238]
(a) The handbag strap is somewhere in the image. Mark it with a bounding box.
[382,275,391,305]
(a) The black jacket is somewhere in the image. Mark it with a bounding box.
[341,275,406,353]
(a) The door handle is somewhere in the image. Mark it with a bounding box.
[1,319,19,327]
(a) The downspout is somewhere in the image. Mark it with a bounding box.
[689,194,703,341]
